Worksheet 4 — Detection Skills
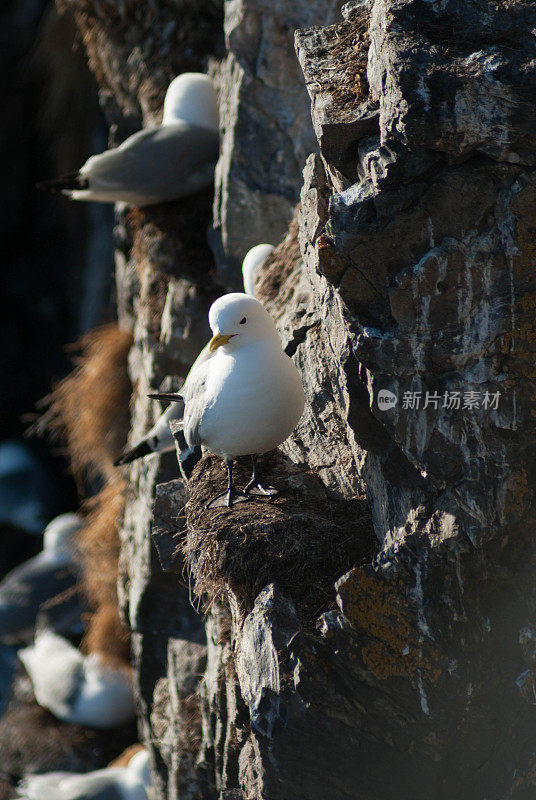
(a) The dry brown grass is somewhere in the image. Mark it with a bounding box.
[32,324,133,485]
[78,478,125,610]
[183,453,376,622]
[81,602,131,667]
[256,206,301,305]
[328,14,370,110]
[77,479,132,666]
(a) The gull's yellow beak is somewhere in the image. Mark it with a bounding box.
[209,332,233,352]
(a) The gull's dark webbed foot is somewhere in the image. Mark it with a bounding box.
[243,455,279,497]
[206,487,249,509]
[206,458,249,509]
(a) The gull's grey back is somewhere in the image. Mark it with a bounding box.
[80,122,219,205]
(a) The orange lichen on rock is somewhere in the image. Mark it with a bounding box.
[316,232,346,285]
[337,568,442,684]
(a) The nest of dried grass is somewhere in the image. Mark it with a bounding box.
[256,206,301,306]
[58,0,224,120]
[129,188,217,286]
[184,453,376,619]
[328,14,370,111]
[31,324,133,485]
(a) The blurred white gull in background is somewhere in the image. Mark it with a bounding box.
[19,630,135,729]
[0,513,81,645]
[241,243,274,297]
[18,747,150,800]
[39,72,219,206]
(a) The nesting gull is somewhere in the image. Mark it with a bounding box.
[241,243,274,297]
[115,245,274,469]
[19,630,135,728]
[0,513,81,645]
[150,293,305,507]
[39,72,219,206]
[18,747,150,800]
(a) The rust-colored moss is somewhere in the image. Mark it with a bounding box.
[316,232,346,285]
[340,568,442,684]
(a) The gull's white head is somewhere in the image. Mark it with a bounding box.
[43,512,81,554]
[208,293,280,353]
[162,73,219,131]
[242,243,274,297]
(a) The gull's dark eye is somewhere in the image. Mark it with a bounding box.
[240,317,247,324]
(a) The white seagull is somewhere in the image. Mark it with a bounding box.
[0,513,81,645]
[114,243,275,469]
[39,72,219,206]
[241,243,274,296]
[18,747,150,800]
[19,630,135,729]
[150,293,305,508]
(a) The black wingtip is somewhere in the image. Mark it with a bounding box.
[36,172,89,194]
[148,392,183,402]
[114,439,153,466]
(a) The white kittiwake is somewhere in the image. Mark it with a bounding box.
[39,72,219,206]
[0,513,82,645]
[17,747,150,800]
[241,243,274,297]
[19,630,135,729]
[115,244,273,469]
[150,293,305,507]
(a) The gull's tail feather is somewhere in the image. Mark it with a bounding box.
[37,172,89,194]
[114,439,153,467]
[148,392,183,402]
[175,429,202,480]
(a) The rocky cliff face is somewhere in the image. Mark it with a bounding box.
[69,0,536,797]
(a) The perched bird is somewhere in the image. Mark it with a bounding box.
[150,293,305,508]
[19,630,135,729]
[18,747,150,800]
[241,243,274,297]
[114,244,274,469]
[0,513,82,645]
[38,72,219,206]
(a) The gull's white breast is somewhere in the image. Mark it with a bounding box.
[198,340,304,458]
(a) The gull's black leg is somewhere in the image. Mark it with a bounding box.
[206,458,249,509]
[243,455,278,497]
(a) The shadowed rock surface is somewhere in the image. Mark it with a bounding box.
[60,0,536,798]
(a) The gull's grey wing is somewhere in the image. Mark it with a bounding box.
[78,122,219,205]
[177,344,215,448]
[148,342,214,450]
[0,554,77,644]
